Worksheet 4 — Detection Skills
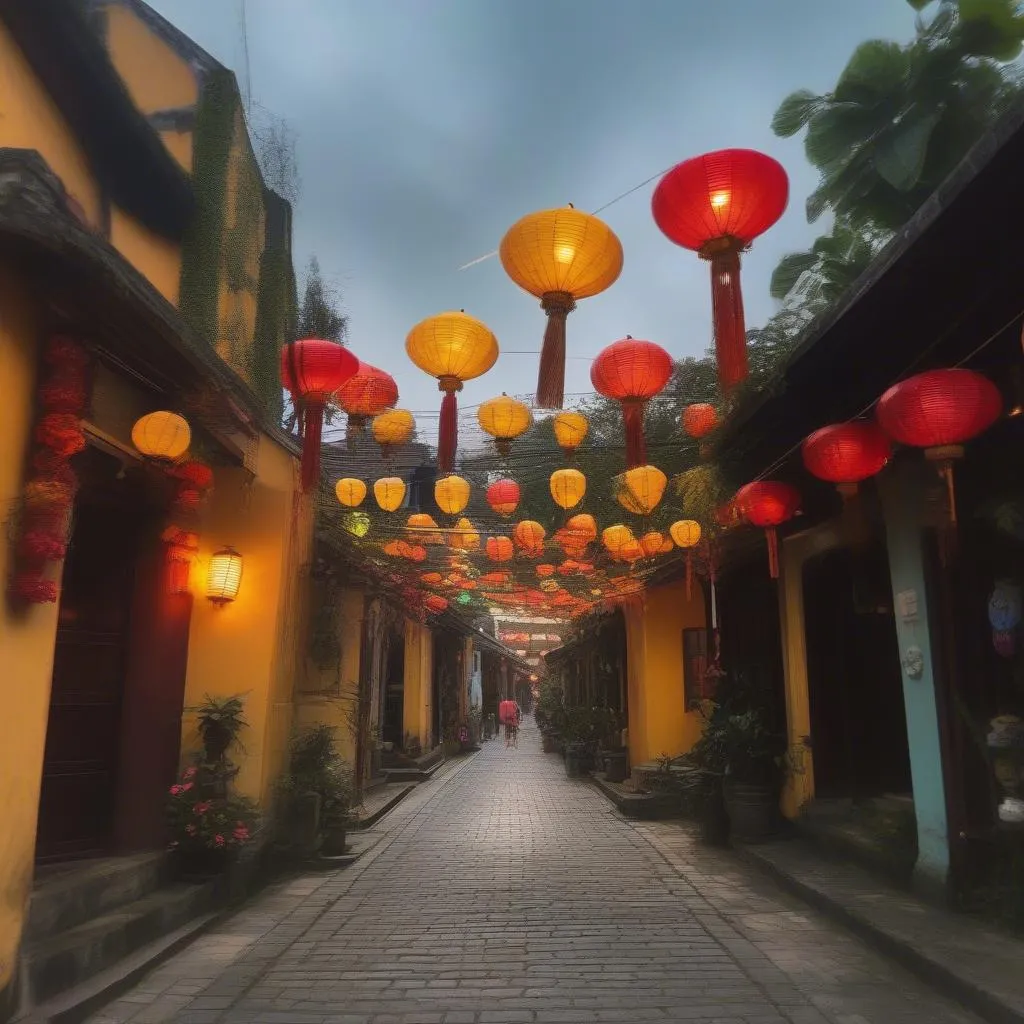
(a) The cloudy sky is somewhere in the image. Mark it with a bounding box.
[148,0,915,441]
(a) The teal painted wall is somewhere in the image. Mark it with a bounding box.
[878,461,950,895]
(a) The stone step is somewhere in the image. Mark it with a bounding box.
[26,854,167,943]
[22,880,217,1007]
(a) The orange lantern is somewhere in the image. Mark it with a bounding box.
[335,478,366,508]
[602,524,635,560]
[480,571,511,586]
[435,474,471,515]
[447,517,480,552]
[372,408,415,457]
[373,477,406,512]
[536,563,556,578]
[407,513,442,545]
[421,571,444,586]
[550,468,586,510]
[615,465,668,515]
[670,520,702,598]
[487,536,514,562]
[552,410,588,457]
[424,594,448,614]
[566,513,598,541]
[514,520,546,556]
[487,479,520,517]
[336,362,398,437]
[500,205,623,409]
[682,403,719,439]
[478,394,532,455]
[639,531,665,557]
[405,310,498,472]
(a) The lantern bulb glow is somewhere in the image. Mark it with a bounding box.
[207,547,243,605]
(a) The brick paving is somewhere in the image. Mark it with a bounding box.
[85,721,983,1024]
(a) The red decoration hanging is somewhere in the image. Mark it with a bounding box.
[590,337,673,467]
[682,403,719,439]
[652,150,788,394]
[876,368,1002,525]
[486,478,521,517]
[281,338,359,491]
[735,481,800,579]
[336,362,399,439]
[802,421,891,497]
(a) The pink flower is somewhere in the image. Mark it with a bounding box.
[214,834,225,847]
[183,767,197,780]
[193,801,211,815]
[232,826,250,842]
[170,785,183,796]
[182,782,194,792]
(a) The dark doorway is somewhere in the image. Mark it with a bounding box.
[36,448,146,863]
[382,624,405,750]
[803,542,911,800]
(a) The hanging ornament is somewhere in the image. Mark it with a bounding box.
[425,594,448,614]
[802,421,891,498]
[550,468,586,510]
[477,394,532,456]
[435,475,471,515]
[336,362,398,440]
[281,338,359,491]
[652,150,788,394]
[500,205,623,409]
[457,591,472,605]
[132,411,191,462]
[552,411,588,458]
[513,520,546,557]
[591,337,673,468]
[682,403,719,440]
[342,511,370,538]
[536,563,556,578]
[372,408,415,457]
[487,536,514,562]
[615,464,668,515]
[735,481,800,579]
[447,517,481,552]
[670,519,702,598]
[335,478,367,508]
[602,524,636,560]
[373,476,406,512]
[487,478,520,517]
[405,310,498,472]
[407,513,443,545]
[876,369,1002,525]
[639,531,665,557]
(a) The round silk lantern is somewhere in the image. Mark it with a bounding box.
[514,520,546,557]
[335,477,367,508]
[407,513,442,545]
[425,595,448,614]
[500,205,623,409]
[405,310,498,472]
[281,338,359,490]
[553,410,588,457]
[615,464,668,515]
[802,421,891,497]
[639,531,665,557]
[478,394,532,456]
[447,517,480,552]
[566,513,598,541]
[652,150,788,393]
[735,481,800,579]
[550,468,586,510]
[487,535,514,563]
[336,362,398,438]
[670,519,702,598]
[591,337,673,468]
[435,474,470,515]
[602,524,635,560]
[682,403,719,439]
[876,368,1002,524]
[487,478,520,517]
[372,408,415,456]
[536,563,556,578]
[373,476,406,512]
[132,411,191,461]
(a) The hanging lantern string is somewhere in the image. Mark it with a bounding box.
[457,165,676,271]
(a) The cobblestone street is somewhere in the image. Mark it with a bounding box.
[87,722,983,1024]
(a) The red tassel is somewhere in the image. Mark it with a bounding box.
[710,249,748,394]
[537,292,575,409]
[622,401,647,468]
[300,400,324,492]
[438,390,458,473]
[766,527,779,579]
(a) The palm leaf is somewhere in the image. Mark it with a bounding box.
[874,104,945,191]
[769,251,819,301]
[771,89,824,137]
[835,40,909,105]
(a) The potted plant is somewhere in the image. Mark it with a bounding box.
[563,707,599,778]
[719,707,788,842]
[535,679,567,754]
[595,708,627,783]
[193,694,248,767]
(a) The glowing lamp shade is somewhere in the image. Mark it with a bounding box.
[670,519,702,597]
[372,408,415,453]
[500,206,623,409]
[566,513,598,540]
[336,362,398,434]
[405,311,499,472]
[373,476,406,512]
[550,468,586,509]
[682,403,719,439]
[652,150,788,393]
[132,411,190,461]
[639,531,665,556]
[447,517,480,552]
[335,478,367,507]
[513,520,546,556]
[801,421,891,496]
[602,524,635,559]
[487,478,521,517]
[735,481,800,579]
[478,394,532,455]
[435,474,471,515]
[553,410,588,455]
[207,547,243,605]
[487,535,514,563]
[407,513,443,545]
[615,464,668,515]
[591,338,673,467]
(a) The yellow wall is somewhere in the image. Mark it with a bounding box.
[0,266,60,993]
[623,579,706,766]
[110,206,182,306]
[181,439,311,806]
[403,620,433,749]
[0,21,101,228]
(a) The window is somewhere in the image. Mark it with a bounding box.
[682,628,711,708]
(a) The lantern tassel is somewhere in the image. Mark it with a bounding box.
[438,388,459,474]
[537,292,576,409]
[622,401,647,468]
[766,526,780,580]
[709,248,748,395]
[300,401,324,492]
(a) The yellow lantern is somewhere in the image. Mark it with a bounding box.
[616,465,668,515]
[206,546,243,605]
[552,410,588,456]
[405,310,498,472]
[670,519,702,600]
[335,478,366,508]
[342,511,370,538]
[658,536,674,555]
[407,513,443,545]
[639,531,665,557]
[514,520,546,556]
[477,394,532,455]
[447,517,480,552]
[435,474,471,515]
[550,468,586,510]
[372,409,415,455]
[500,205,623,409]
[132,411,190,461]
[373,476,406,512]
[602,524,635,559]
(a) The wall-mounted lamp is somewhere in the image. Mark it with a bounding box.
[207,546,243,606]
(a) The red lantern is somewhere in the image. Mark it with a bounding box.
[802,421,891,497]
[876,369,1002,524]
[652,150,788,394]
[590,337,673,467]
[486,479,521,517]
[682,403,718,439]
[280,338,359,491]
[336,362,398,438]
[424,594,448,614]
[735,481,800,579]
